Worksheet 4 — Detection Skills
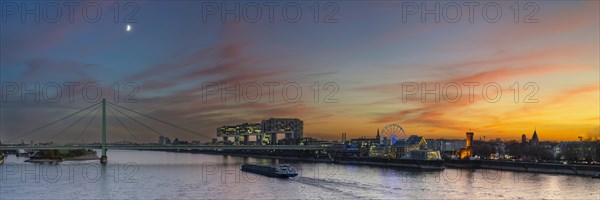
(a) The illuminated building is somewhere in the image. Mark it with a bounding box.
[454,132,474,159]
[217,123,262,145]
[392,135,427,158]
[402,150,442,160]
[369,146,392,158]
[261,118,303,145]
[216,118,303,145]
[349,129,382,147]
[427,139,466,156]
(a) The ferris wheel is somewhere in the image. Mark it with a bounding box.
[381,123,407,145]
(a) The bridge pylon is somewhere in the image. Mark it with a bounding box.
[100,99,107,164]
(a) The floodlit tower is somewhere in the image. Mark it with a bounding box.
[466,132,474,148]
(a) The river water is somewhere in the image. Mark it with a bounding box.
[1,150,598,199]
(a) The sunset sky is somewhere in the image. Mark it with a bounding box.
[1,1,598,143]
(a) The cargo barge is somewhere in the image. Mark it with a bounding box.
[241,164,299,178]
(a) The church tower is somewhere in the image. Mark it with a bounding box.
[530,128,539,145]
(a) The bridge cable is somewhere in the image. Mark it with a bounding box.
[106,103,162,137]
[46,104,101,141]
[6,101,102,142]
[108,102,211,139]
[107,106,139,143]
[78,106,100,143]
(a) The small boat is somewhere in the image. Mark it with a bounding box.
[16,149,29,157]
[241,164,298,178]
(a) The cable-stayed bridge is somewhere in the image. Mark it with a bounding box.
[0,99,328,163]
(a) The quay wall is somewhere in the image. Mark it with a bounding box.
[446,159,600,177]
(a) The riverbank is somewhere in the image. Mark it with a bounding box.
[445,159,600,177]
[190,150,335,163]
[186,150,445,170]
[24,158,63,164]
[64,154,99,161]
[337,157,444,170]
[187,150,598,177]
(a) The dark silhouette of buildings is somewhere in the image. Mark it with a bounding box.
[521,129,539,146]
[530,129,539,146]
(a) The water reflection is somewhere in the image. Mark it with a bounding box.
[1,150,598,199]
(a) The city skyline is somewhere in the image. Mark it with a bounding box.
[1,1,599,199]
[1,1,599,142]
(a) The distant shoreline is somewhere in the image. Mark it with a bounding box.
[162,149,600,178]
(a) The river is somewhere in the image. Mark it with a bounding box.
[1,150,598,199]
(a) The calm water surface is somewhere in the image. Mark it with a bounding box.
[1,150,598,199]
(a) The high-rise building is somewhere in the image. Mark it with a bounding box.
[216,118,303,145]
